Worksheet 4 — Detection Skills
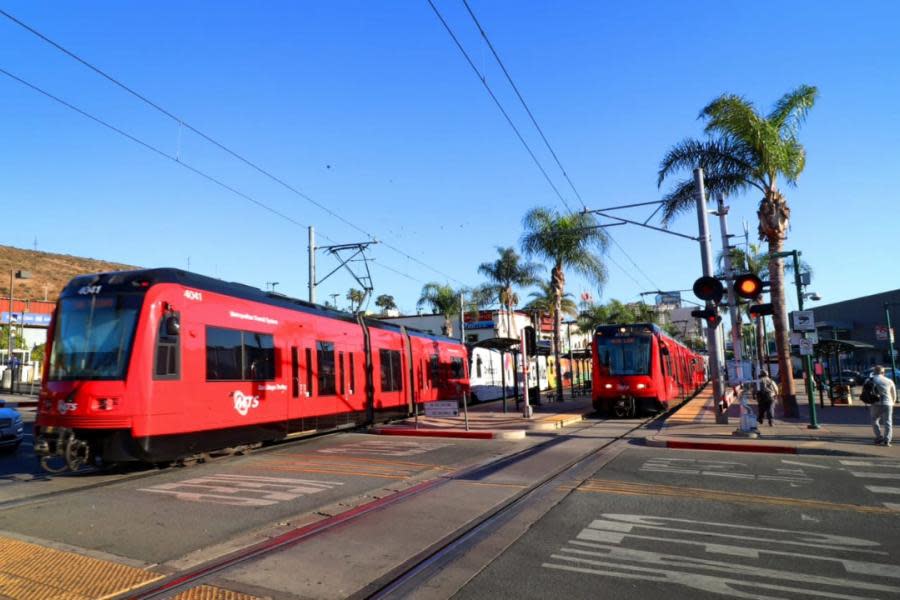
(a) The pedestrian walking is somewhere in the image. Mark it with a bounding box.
[757,370,778,427]
[868,366,897,447]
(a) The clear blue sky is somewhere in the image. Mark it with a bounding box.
[2,1,897,314]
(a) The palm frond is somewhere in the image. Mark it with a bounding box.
[768,85,818,138]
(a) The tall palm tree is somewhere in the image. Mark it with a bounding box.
[477,247,542,340]
[657,85,818,417]
[521,208,608,402]
[417,283,460,337]
[524,280,578,317]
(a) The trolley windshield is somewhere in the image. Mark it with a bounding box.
[595,334,651,376]
[49,294,143,380]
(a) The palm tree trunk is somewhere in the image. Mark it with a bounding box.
[767,239,798,417]
[552,263,565,403]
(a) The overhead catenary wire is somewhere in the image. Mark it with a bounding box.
[0,8,465,288]
[456,1,663,294]
[0,67,442,290]
[425,0,573,214]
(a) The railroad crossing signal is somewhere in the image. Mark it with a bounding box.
[733,273,764,299]
[748,303,774,318]
[691,308,721,328]
[693,276,724,304]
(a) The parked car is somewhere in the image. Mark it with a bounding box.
[838,370,866,385]
[0,404,24,452]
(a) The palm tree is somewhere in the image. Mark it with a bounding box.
[521,207,608,402]
[477,247,542,340]
[524,280,578,317]
[374,294,398,315]
[576,299,659,334]
[346,288,366,313]
[657,85,818,416]
[417,283,460,337]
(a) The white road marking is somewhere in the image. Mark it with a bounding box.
[884,503,900,511]
[316,440,450,457]
[544,513,900,600]
[865,485,900,495]
[640,458,810,484]
[840,460,900,468]
[850,471,900,480]
[138,474,342,507]
[781,459,832,469]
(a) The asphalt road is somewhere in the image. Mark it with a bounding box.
[454,447,900,600]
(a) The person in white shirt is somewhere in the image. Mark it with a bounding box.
[870,366,897,447]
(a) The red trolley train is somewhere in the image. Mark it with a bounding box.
[35,269,468,471]
[591,323,706,417]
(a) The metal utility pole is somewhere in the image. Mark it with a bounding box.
[792,251,819,429]
[694,169,726,423]
[308,226,316,304]
[459,294,469,430]
[886,303,899,385]
[716,195,743,384]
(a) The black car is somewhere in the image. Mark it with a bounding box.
[838,370,865,385]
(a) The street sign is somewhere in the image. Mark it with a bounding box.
[807,331,819,345]
[424,400,459,418]
[791,310,815,332]
[876,325,889,340]
[799,338,814,356]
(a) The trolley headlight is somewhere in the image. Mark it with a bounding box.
[604,383,613,389]
[636,383,647,390]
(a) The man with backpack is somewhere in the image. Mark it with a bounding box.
[756,370,778,427]
[865,366,897,446]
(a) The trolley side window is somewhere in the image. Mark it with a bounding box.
[206,327,275,381]
[380,349,403,392]
[317,341,336,396]
[429,354,440,385]
[291,347,299,398]
[154,311,180,380]
[450,357,465,378]
[305,348,313,395]
[339,352,346,395]
[349,352,356,394]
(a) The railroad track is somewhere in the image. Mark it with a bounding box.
[124,405,676,600]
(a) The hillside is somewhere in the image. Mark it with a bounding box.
[0,245,137,303]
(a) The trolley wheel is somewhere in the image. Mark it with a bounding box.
[612,397,636,419]
[64,437,91,472]
[40,455,69,474]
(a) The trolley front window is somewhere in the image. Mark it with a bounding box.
[595,335,651,376]
[49,294,143,380]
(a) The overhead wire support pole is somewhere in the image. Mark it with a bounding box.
[315,241,379,308]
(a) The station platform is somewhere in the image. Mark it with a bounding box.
[649,384,896,457]
[373,393,594,439]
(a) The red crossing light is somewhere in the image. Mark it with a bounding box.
[690,308,721,328]
[693,276,724,303]
[734,273,764,299]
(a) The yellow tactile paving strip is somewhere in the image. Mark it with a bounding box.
[666,390,714,424]
[171,584,263,600]
[0,536,163,599]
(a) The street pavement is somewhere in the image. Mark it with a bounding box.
[649,385,897,456]
[454,446,900,600]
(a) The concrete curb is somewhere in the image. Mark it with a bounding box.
[373,427,527,440]
[646,437,798,454]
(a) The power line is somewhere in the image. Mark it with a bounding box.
[0,67,444,292]
[462,0,585,211]
[0,8,465,287]
[425,0,572,214]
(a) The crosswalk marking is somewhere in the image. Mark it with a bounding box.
[865,485,900,495]
[640,458,810,484]
[850,471,900,480]
[138,474,342,507]
[840,460,900,468]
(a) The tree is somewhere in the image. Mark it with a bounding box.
[346,288,366,313]
[374,294,398,315]
[521,207,608,402]
[576,299,658,334]
[657,85,818,416]
[477,247,542,339]
[524,280,578,318]
[417,283,461,336]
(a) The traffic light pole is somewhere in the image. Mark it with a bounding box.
[716,195,743,385]
[694,169,727,424]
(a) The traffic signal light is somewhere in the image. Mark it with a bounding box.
[733,273,764,299]
[748,303,774,318]
[691,308,721,328]
[693,276,724,303]
[523,326,536,355]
